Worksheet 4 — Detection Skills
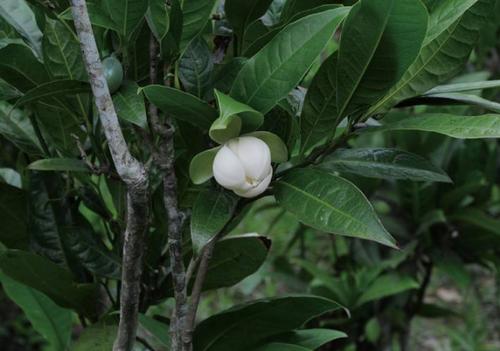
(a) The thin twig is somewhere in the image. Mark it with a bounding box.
[70,2,149,351]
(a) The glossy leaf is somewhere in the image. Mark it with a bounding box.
[300,54,339,155]
[0,250,99,316]
[426,79,500,94]
[279,0,340,22]
[0,272,72,351]
[14,80,90,108]
[0,0,43,58]
[113,81,148,128]
[191,189,238,254]
[414,93,500,113]
[336,0,428,119]
[59,3,120,32]
[0,101,42,154]
[320,148,451,182]
[147,0,170,40]
[274,168,396,247]
[0,168,21,188]
[368,114,500,139]
[180,0,217,51]
[357,273,419,306]
[189,146,221,184]
[267,329,347,349]
[179,37,213,98]
[193,295,342,351]
[0,44,49,92]
[368,0,494,114]
[253,344,310,351]
[230,7,349,114]
[0,78,22,100]
[210,90,264,143]
[225,0,273,41]
[142,85,217,129]
[28,158,89,172]
[43,18,87,81]
[0,183,29,249]
[245,131,288,163]
[139,314,170,348]
[103,0,148,42]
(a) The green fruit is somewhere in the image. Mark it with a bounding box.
[102,56,123,93]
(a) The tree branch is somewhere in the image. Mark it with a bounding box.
[70,2,149,350]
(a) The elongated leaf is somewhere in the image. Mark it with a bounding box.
[147,0,170,40]
[113,81,147,128]
[189,146,221,184]
[28,158,89,172]
[268,329,347,349]
[230,7,349,114]
[73,323,118,351]
[0,0,43,58]
[179,37,213,98]
[279,0,339,22]
[0,168,21,188]
[368,0,494,115]
[413,93,500,113]
[225,0,273,41]
[142,85,217,129]
[210,89,264,143]
[103,0,148,42]
[0,43,49,92]
[193,295,343,351]
[0,77,22,100]
[180,0,217,51]
[424,0,478,45]
[426,80,500,94]
[254,344,310,351]
[274,168,396,247]
[451,209,500,237]
[336,0,428,119]
[368,114,500,139]
[14,80,90,108]
[320,148,451,182]
[139,314,170,348]
[0,183,29,249]
[300,54,339,155]
[357,273,419,307]
[0,272,72,351]
[0,250,99,316]
[191,189,238,253]
[0,101,42,154]
[59,3,120,32]
[43,18,87,81]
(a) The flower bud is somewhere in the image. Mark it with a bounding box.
[213,136,272,198]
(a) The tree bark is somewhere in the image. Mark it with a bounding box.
[70,1,149,350]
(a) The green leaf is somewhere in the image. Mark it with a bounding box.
[14,80,90,108]
[59,3,120,32]
[139,314,170,348]
[103,0,148,42]
[210,90,264,143]
[414,93,500,113]
[253,344,310,351]
[426,79,500,94]
[147,0,170,40]
[159,0,183,61]
[267,329,347,349]
[367,114,500,139]
[225,0,273,41]
[230,7,349,114]
[180,0,217,51]
[0,0,43,58]
[28,158,90,172]
[300,54,339,155]
[0,77,22,100]
[193,295,343,351]
[451,209,500,237]
[368,0,494,115]
[245,131,288,163]
[142,85,217,129]
[0,43,49,92]
[319,148,451,183]
[0,101,42,154]
[179,37,213,98]
[0,272,72,351]
[423,0,478,45]
[336,0,428,119]
[113,81,147,128]
[0,183,29,249]
[43,18,87,81]
[189,146,221,184]
[0,168,21,188]
[279,0,340,22]
[274,168,396,247]
[73,322,118,351]
[198,234,270,291]
[0,250,99,316]
[191,189,238,254]
[356,273,419,307]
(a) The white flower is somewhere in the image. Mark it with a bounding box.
[213,136,272,198]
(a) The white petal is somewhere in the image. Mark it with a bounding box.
[212,145,246,190]
[234,169,273,198]
[232,136,271,180]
